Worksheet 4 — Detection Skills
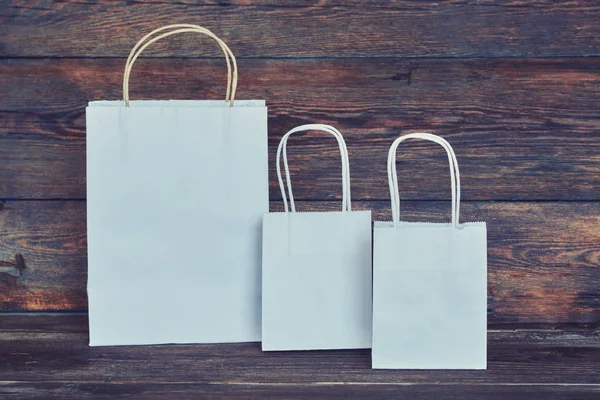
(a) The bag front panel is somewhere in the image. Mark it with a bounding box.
[86,104,268,345]
[262,211,372,350]
[372,223,487,369]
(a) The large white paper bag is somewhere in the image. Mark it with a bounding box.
[262,124,372,351]
[86,25,268,346]
[372,133,487,369]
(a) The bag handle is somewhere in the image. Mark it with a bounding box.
[387,133,461,227]
[123,24,237,107]
[277,124,352,213]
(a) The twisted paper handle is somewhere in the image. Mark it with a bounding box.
[387,133,461,227]
[123,24,237,107]
[277,124,352,213]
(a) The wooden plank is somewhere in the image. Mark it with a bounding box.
[1,58,599,200]
[1,200,599,322]
[22,0,597,7]
[0,315,599,388]
[2,1,599,58]
[0,201,87,311]
[1,382,599,400]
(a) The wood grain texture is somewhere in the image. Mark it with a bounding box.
[0,315,599,399]
[2,58,599,200]
[1,200,599,322]
[1,0,599,397]
[2,1,600,58]
[2,383,599,400]
[0,201,87,311]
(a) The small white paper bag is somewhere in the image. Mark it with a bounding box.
[372,133,487,369]
[86,25,268,346]
[262,124,372,351]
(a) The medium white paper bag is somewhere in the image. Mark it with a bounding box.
[372,133,487,369]
[262,124,372,351]
[86,25,268,346]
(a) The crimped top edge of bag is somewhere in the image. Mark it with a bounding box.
[374,221,486,228]
[87,100,266,108]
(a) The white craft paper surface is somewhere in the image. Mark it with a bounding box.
[262,211,373,351]
[372,222,487,369]
[86,100,268,346]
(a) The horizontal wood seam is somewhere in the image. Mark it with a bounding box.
[2,55,600,61]
[0,380,599,387]
[2,199,600,203]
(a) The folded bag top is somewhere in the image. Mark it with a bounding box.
[372,133,487,369]
[262,124,373,351]
[86,25,268,346]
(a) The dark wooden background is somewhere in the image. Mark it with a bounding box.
[1,1,599,398]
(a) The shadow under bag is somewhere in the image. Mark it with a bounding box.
[86,25,268,346]
[262,124,372,351]
[372,133,487,369]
